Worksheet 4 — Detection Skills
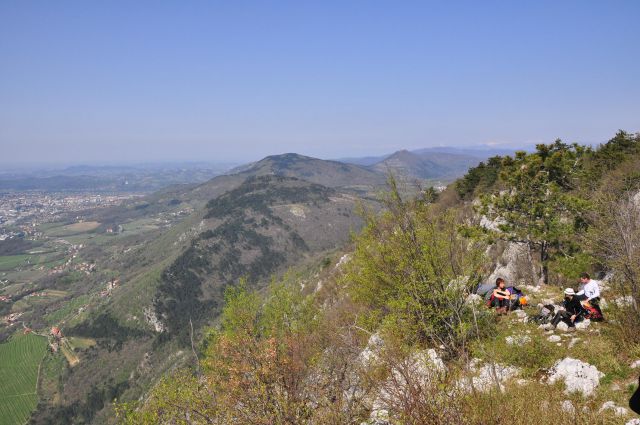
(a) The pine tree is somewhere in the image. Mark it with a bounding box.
[481,140,588,284]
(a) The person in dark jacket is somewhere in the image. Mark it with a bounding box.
[631,375,640,415]
[548,288,587,332]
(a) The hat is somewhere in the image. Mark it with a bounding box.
[564,288,575,296]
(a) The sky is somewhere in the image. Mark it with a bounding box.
[1,1,639,164]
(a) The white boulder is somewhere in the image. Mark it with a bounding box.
[358,333,384,365]
[556,321,569,332]
[626,419,640,425]
[143,307,165,333]
[480,215,505,232]
[460,362,520,392]
[561,400,575,414]
[335,253,351,269]
[630,359,640,369]
[506,335,531,345]
[575,319,591,330]
[465,293,483,305]
[523,284,541,293]
[514,310,527,321]
[548,357,604,397]
[599,401,629,417]
[547,335,561,343]
[486,241,537,287]
[613,296,635,308]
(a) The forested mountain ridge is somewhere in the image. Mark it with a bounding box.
[154,175,365,345]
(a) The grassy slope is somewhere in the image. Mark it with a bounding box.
[106,209,203,327]
[468,284,639,424]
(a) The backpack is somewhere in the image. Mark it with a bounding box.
[528,304,555,324]
[582,302,603,321]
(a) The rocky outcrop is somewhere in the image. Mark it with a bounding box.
[547,357,604,396]
[456,359,520,393]
[561,400,575,414]
[506,335,530,345]
[358,333,384,366]
[143,307,165,332]
[599,401,630,417]
[486,241,539,287]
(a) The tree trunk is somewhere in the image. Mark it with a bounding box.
[540,241,549,285]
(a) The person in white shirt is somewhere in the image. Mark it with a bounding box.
[576,272,604,320]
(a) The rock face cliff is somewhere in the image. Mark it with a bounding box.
[486,241,540,287]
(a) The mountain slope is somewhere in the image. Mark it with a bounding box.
[154,174,365,342]
[32,174,370,423]
[227,153,387,189]
[371,149,480,180]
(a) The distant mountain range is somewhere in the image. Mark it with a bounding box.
[339,145,523,183]
[0,145,529,193]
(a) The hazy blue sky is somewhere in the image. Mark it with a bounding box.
[1,1,639,164]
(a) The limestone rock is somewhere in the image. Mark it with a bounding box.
[359,333,384,366]
[480,215,505,232]
[556,321,569,332]
[514,310,527,322]
[613,296,635,308]
[575,319,590,330]
[143,307,165,333]
[568,338,580,349]
[523,284,542,293]
[506,335,531,345]
[547,335,561,343]
[459,362,520,392]
[335,253,351,269]
[599,401,629,417]
[548,357,604,397]
[486,241,538,288]
[630,359,640,369]
[465,293,483,305]
[561,400,575,414]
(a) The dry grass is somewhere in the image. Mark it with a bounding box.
[461,381,624,425]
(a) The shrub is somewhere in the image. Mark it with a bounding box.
[343,178,488,356]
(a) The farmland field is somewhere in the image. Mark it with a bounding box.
[44,221,100,237]
[0,332,48,425]
[0,255,32,272]
[44,294,90,325]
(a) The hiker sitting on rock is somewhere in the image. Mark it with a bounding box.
[576,272,604,321]
[547,288,587,332]
[489,278,511,314]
